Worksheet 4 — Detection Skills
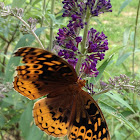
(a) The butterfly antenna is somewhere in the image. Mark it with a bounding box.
[78,72,84,81]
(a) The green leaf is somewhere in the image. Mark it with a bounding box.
[12,0,26,8]
[118,0,132,15]
[32,0,42,6]
[19,101,34,138]
[90,54,114,84]
[105,93,135,113]
[2,97,14,105]
[114,131,125,140]
[8,114,20,125]
[99,101,140,135]
[48,14,56,23]
[114,113,140,135]
[99,100,117,114]
[136,99,140,111]
[48,14,64,25]
[5,27,46,82]
[26,124,44,140]
[116,52,132,66]
[121,110,134,117]
[130,31,135,42]
[19,101,44,140]
[123,26,131,46]
[0,113,6,128]
[135,48,140,53]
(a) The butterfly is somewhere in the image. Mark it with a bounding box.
[13,47,110,140]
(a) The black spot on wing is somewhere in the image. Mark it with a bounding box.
[50,111,55,117]
[58,66,72,73]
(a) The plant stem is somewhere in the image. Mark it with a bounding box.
[132,0,140,79]
[15,16,45,49]
[2,23,19,73]
[81,9,90,54]
[95,89,110,96]
[0,35,9,43]
[132,0,140,106]
[75,8,90,74]
[41,0,46,27]
[49,0,55,51]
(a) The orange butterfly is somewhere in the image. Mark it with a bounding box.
[13,47,110,140]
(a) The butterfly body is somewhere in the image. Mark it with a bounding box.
[13,47,110,140]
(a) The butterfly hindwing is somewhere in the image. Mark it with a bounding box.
[33,92,75,137]
[68,89,110,140]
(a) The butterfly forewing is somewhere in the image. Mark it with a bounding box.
[13,47,78,100]
[13,76,63,100]
[14,47,77,83]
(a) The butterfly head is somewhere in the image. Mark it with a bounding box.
[77,79,86,88]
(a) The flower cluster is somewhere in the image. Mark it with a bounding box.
[56,27,82,68]
[56,0,112,77]
[20,17,37,34]
[0,3,38,35]
[100,74,135,95]
[62,0,112,18]
[56,27,109,76]
[85,82,95,95]
[131,80,140,95]
[87,0,112,16]
[0,2,12,17]
[0,82,12,101]
[81,28,108,76]
[0,2,24,17]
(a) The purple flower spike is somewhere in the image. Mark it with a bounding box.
[72,46,78,51]
[86,0,112,16]
[71,14,78,21]
[56,1,111,77]
[81,60,99,77]
[85,82,95,95]
[66,43,71,49]
[79,27,109,77]
[87,28,108,55]
[58,50,63,56]
[76,36,82,43]
[68,58,78,68]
